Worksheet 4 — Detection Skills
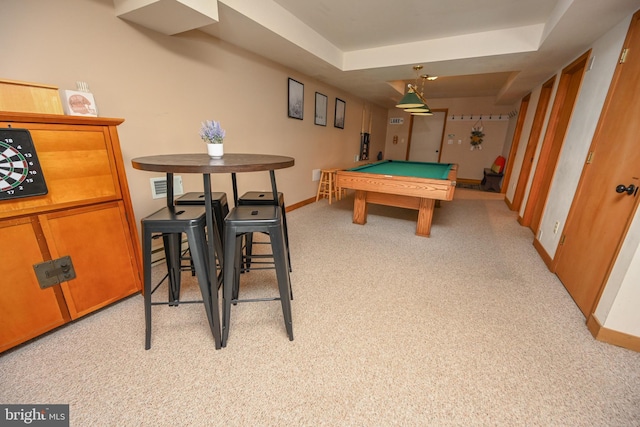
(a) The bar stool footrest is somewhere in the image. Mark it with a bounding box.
[233,297,282,303]
[151,299,204,306]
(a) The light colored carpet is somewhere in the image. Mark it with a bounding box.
[1,188,639,426]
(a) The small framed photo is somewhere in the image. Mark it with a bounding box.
[314,92,327,126]
[288,78,304,120]
[334,98,345,129]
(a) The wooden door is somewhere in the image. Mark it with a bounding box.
[512,78,555,212]
[0,218,68,352]
[554,12,640,317]
[407,110,447,162]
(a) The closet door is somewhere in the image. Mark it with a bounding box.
[408,111,446,162]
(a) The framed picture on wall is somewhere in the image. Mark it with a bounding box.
[288,78,304,120]
[334,98,345,129]
[314,92,327,126]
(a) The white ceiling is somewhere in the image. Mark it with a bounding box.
[116,0,640,108]
[272,0,558,51]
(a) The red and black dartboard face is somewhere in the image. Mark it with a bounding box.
[0,128,48,201]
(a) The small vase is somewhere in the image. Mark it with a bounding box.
[207,143,224,159]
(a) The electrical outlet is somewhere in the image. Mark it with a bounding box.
[553,221,560,234]
[312,169,321,181]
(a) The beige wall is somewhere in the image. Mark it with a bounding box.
[1,0,386,228]
[384,97,517,180]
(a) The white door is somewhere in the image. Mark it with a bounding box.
[408,111,445,162]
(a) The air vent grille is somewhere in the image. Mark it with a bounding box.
[150,176,184,199]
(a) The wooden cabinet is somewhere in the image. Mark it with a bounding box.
[0,112,142,353]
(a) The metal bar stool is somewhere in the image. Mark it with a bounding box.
[221,205,293,347]
[237,191,291,272]
[142,205,222,350]
[175,191,229,277]
[175,192,229,244]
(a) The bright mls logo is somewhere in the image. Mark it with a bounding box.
[1,405,69,426]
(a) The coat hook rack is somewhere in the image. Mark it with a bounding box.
[447,113,511,121]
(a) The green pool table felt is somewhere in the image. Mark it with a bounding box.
[348,160,453,180]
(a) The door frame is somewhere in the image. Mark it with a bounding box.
[502,93,530,200]
[511,78,555,212]
[521,50,591,232]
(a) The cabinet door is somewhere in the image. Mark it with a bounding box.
[0,218,68,352]
[40,202,140,319]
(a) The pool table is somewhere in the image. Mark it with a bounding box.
[335,160,457,237]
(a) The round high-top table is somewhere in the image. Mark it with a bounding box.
[132,153,294,202]
[132,152,295,259]
[132,153,295,344]
[133,153,294,207]
[132,153,294,176]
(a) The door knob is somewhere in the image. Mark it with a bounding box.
[615,184,636,195]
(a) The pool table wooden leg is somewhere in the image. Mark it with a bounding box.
[353,190,368,225]
[416,198,435,237]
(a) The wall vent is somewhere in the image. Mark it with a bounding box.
[150,176,184,199]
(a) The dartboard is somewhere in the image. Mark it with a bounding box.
[0,128,48,200]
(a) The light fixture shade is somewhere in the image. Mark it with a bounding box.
[404,104,431,113]
[412,111,433,116]
[395,90,424,109]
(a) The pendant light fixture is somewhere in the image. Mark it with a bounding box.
[395,65,437,115]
